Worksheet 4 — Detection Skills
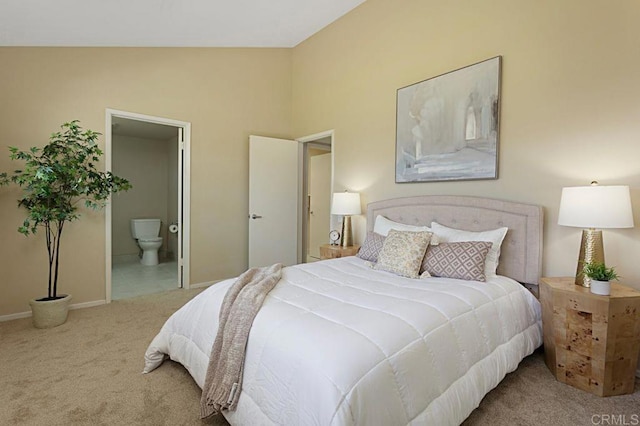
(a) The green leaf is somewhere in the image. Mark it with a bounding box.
[583,262,620,281]
[0,120,132,296]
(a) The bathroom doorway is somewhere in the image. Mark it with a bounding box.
[105,109,191,302]
[298,131,333,263]
[305,143,331,262]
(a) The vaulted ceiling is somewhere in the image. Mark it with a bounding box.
[0,0,366,47]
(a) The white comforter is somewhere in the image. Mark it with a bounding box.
[144,256,542,425]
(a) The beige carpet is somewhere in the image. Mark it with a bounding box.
[1,288,638,425]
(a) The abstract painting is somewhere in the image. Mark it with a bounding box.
[396,56,501,183]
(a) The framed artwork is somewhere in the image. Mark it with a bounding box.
[395,56,502,183]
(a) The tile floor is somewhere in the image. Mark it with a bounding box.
[111,258,179,300]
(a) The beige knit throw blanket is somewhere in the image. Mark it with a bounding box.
[200,263,283,419]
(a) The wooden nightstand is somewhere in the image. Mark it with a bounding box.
[319,244,360,260]
[540,276,640,396]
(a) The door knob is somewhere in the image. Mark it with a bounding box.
[250,214,263,219]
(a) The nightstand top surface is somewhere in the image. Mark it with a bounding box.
[540,276,640,299]
[320,244,360,249]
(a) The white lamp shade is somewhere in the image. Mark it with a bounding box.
[331,192,361,215]
[558,185,634,228]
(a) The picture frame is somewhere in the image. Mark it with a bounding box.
[395,56,502,183]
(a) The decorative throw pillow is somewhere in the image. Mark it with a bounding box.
[356,231,386,262]
[430,222,508,277]
[373,215,439,244]
[374,229,432,279]
[420,241,493,282]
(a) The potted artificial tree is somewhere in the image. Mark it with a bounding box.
[583,262,619,296]
[0,121,131,328]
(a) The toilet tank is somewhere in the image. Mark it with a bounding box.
[131,218,161,239]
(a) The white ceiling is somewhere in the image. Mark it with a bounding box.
[0,0,366,48]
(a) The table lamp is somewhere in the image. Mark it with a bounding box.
[558,182,634,287]
[331,191,361,247]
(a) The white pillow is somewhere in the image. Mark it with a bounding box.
[430,222,508,277]
[373,215,438,242]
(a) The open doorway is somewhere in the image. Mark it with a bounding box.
[247,131,333,267]
[105,109,191,302]
[298,131,333,263]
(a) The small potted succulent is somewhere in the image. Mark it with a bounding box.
[0,121,131,328]
[583,262,619,296]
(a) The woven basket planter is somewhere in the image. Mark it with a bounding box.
[29,294,72,328]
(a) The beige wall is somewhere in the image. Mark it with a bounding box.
[2,2,640,318]
[0,47,292,316]
[292,0,640,290]
[112,135,173,259]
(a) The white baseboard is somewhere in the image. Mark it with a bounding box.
[0,299,106,323]
[0,311,32,322]
[0,282,221,322]
[69,300,106,310]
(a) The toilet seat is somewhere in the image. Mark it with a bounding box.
[138,237,162,243]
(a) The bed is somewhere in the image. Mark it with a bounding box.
[144,195,544,425]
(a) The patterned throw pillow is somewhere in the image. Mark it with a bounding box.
[420,241,493,282]
[357,231,386,262]
[374,230,432,279]
[430,222,508,277]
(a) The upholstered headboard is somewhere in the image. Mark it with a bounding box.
[366,196,543,285]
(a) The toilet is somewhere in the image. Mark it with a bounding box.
[130,218,163,266]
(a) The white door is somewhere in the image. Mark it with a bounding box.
[308,153,332,261]
[249,135,299,268]
[177,127,184,287]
